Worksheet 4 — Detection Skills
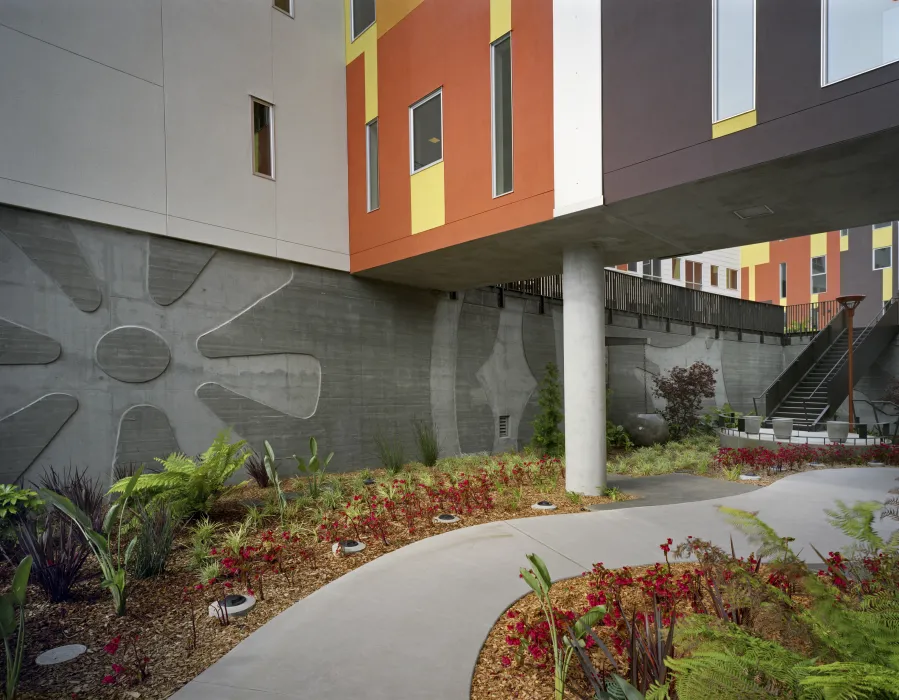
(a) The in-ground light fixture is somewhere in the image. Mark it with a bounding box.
[35,644,87,666]
[208,593,256,619]
[531,500,557,511]
[433,513,460,524]
[332,539,366,555]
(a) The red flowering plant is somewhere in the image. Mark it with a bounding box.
[101,634,149,686]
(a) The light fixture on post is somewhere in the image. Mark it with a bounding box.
[835,295,866,433]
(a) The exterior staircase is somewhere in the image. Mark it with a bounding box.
[760,301,899,430]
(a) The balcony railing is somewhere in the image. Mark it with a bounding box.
[498,270,786,335]
[783,300,841,335]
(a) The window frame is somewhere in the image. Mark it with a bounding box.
[351,0,376,41]
[712,0,757,124]
[491,32,514,198]
[811,255,827,294]
[366,118,380,212]
[779,261,787,299]
[272,0,293,18]
[250,96,275,180]
[409,88,444,175]
[874,245,892,270]
[727,268,739,291]
[710,265,719,287]
[821,0,899,86]
[672,258,682,281]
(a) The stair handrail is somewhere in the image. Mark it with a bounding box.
[804,301,895,427]
[752,309,846,419]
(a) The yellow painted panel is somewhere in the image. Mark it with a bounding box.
[884,267,893,302]
[411,162,445,234]
[712,110,757,139]
[840,233,849,252]
[810,232,828,257]
[490,0,512,42]
[780,297,788,306]
[364,43,378,122]
[748,267,756,301]
[810,293,819,304]
[378,0,425,37]
[740,242,769,268]
[873,224,892,248]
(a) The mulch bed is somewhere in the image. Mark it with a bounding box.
[11,471,631,700]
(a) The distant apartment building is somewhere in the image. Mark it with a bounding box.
[737,222,899,324]
[615,248,741,297]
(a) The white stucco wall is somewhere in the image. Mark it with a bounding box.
[0,0,349,270]
[613,247,743,298]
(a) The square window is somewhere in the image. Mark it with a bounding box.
[352,0,376,40]
[823,0,899,85]
[642,259,662,281]
[840,229,849,237]
[410,90,443,173]
[251,98,274,179]
[366,119,379,211]
[727,268,738,290]
[273,0,293,17]
[874,246,892,270]
[811,255,827,294]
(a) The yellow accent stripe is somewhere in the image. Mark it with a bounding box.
[490,0,512,42]
[740,241,769,268]
[810,232,828,257]
[840,233,849,252]
[344,1,378,122]
[873,224,892,248]
[410,162,445,234]
[378,0,425,37]
[810,293,819,304]
[883,267,893,302]
[712,109,757,139]
[748,267,756,301]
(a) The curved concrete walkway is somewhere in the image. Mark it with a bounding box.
[172,468,899,700]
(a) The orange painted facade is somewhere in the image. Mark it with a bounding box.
[741,231,841,305]
[346,0,554,273]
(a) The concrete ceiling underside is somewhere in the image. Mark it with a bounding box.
[357,126,899,291]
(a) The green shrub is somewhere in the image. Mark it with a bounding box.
[0,556,32,700]
[609,434,718,477]
[108,430,249,517]
[606,421,633,450]
[412,418,440,467]
[293,437,333,500]
[374,431,406,475]
[651,361,718,439]
[130,500,178,579]
[531,362,564,457]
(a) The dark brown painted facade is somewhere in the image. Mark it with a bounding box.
[601,0,899,203]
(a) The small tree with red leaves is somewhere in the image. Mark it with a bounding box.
[651,361,718,439]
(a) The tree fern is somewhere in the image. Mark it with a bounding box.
[824,500,892,556]
[108,430,248,517]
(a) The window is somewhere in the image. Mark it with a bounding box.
[351,0,376,40]
[779,262,787,299]
[642,259,662,281]
[492,34,513,196]
[710,265,719,286]
[727,268,738,290]
[627,262,639,273]
[713,0,756,121]
[672,258,682,280]
[874,246,892,270]
[823,0,899,85]
[410,90,443,173]
[874,222,893,230]
[251,98,274,179]
[811,255,827,294]
[366,119,379,211]
[273,0,293,17]
[840,229,849,237]
[685,260,703,290]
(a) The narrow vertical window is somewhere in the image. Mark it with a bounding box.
[492,33,513,196]
[811,256,827,294]
[727,269,738,290]
[351,0,376,40]
[823,0,899,85]
[410,90,443,173]
[779,262,787,299]
[672,258,682,280]
[366,119,379,211]
[710,265,719,287]
[273,0,293,17]
[251,98,274,179]
[713,0,755,122]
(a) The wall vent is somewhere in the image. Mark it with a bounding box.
[498,415,510,438]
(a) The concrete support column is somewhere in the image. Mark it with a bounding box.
[562,244,607,494]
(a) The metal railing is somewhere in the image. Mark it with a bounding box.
[498,270,786,335]
[784,300,842,335]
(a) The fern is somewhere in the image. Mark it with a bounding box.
[800,662,899,699]
[718,506,801,563]
[825,500,891,556]
[108,430,249,517]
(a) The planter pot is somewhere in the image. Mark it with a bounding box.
[772,418,793,440]
[744,416,762,435]
[827,421,850,443]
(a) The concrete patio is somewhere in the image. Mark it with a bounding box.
[171,468,899,700]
